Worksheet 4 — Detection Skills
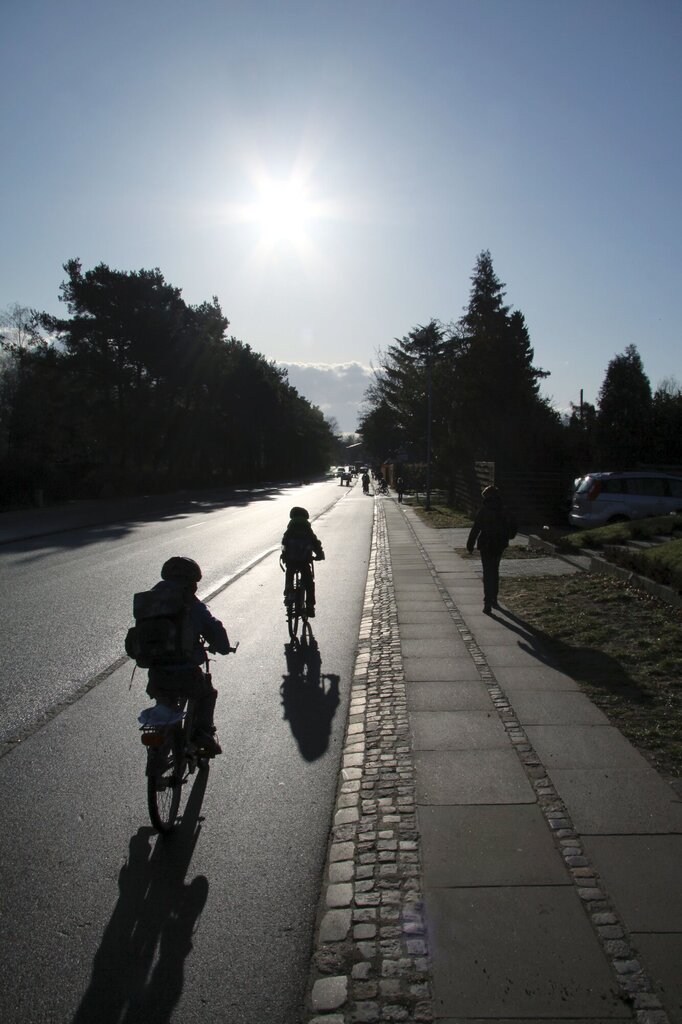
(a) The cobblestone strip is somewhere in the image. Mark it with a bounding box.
[400,510,670,1024]
[304,499,434,1024]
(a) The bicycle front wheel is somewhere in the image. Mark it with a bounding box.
[147,729,183,833]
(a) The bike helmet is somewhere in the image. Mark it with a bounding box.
[161,556,202,582]
[289,506,309,520]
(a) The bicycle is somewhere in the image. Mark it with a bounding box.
[284,566,313,645]
[139,645,238,834]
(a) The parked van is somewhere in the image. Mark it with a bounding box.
[569,471,682,528]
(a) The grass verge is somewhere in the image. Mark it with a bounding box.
[499,572,682,781]
[407,502,473,529]
[559,514,682,550]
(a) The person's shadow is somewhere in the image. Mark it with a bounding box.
[492,605,652,703]
[280,635,340,761]
[72,770,210,1024]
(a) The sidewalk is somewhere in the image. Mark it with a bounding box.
[306,497,682,1024]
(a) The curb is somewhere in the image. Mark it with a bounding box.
[304,498,434,1023]
[528,535,682,609]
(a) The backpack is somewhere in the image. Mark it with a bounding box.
[124,581,195,668]
[283,534,314,563]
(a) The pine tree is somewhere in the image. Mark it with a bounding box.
[451,251,554,468]
[596,344,652,467]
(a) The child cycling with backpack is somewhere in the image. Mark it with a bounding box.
[280,506,325,617]
[125,556,232,756]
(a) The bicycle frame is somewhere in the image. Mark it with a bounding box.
[284,563,313,644]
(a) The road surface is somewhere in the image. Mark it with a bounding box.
[0,477,374,1023]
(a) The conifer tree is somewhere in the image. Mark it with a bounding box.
[451,250,555,469]
[596,344,652,467]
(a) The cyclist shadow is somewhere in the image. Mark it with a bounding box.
[72,771,210,1024]
[280,635,340,762]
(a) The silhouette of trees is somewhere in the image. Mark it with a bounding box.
[596,343,652,467]
[359,252,562,486]
[0,261,334,505]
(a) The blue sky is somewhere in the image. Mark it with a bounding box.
[2,0,680,431]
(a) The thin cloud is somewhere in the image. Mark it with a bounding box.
[278,361,373,433]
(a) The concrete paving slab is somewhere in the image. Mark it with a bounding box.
[511,691,610,726]
[492,665,581,691]
[419,805,571,886]
[391,576,437,587]
[407,681,494,711]
[481,644,555,667]
[426,887,629,1018]
[396,610,454,625]
[582,835,682,931]
[410,710,508,750]
[437,1020,630,1024]
[632,934,682,1024]
[415,749,536,804]
[395,599,447,612]
[443,580,482,591]
[398,622,460,639]
[400,637,470,658]
[526,725,652,771]
[403,657,479,681]
[549,768,682,834]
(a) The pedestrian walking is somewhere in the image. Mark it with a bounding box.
[466,486,517,614]
[396,476,404,502]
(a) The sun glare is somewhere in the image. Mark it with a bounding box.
[253,178,313,245]
[219,161,343,271]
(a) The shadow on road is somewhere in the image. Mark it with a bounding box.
[280,636,340,761]
[72,770,210,1024]
[3,482,319,560]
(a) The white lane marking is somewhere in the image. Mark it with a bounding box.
[199,546,280,603]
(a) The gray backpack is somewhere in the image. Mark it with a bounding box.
[124,581,195,668]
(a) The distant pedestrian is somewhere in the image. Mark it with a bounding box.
[396,477,404,502]
[466,486,517,614]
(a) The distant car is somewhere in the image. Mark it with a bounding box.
[569,471,682,528]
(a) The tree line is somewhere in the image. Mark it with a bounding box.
[0,260,335,506]
[359,251,682,511]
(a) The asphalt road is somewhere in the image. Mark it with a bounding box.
[0,477,374,1023]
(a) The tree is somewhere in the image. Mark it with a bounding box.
[0,258,336,502]
[0,303,48,464]
[596,344,652,467]
[651,377,682,465]
[444,251,558,477]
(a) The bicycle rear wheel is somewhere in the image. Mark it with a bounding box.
[287,571,304,640]
[147,728,184,833]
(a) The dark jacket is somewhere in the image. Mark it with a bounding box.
[281,518,324,565]
[467,494,515,554]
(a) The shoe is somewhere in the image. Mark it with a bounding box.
[483,604,492,615]
[195,731,222,757]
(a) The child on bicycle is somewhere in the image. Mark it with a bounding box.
[144,556,231,756]
[281,507,325,617]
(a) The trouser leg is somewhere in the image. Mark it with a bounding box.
[480,551,501,607]
[194,683,218,733]
[302,565,315,607]
[284,566,294,599]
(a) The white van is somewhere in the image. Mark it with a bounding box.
[569,471,682,528]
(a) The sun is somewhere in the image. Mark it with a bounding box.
[250,175,315,246]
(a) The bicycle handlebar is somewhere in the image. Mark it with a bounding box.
[206,641,239,655]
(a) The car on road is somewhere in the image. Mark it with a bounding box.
[569,470,682,528]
